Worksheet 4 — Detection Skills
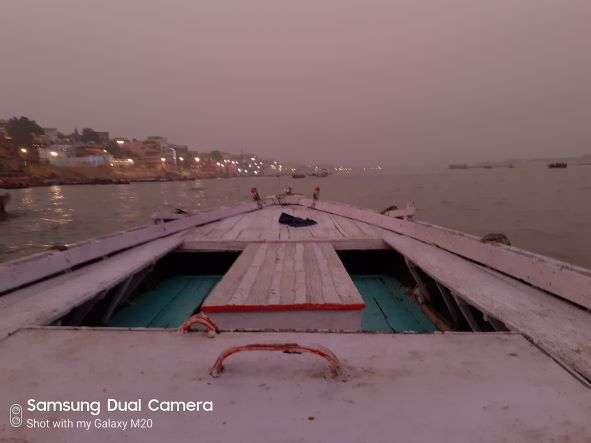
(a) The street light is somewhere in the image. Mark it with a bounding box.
[50,151,59,157]
[194,157,200,163]
[160,157,166,162]
[179,157,184,162]
[20,148,28,154]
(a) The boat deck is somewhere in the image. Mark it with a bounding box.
[184,205,390,245]
[1,328,589,442]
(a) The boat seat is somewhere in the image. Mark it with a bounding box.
[201,242,365,330]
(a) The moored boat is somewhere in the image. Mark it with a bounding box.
[311,168,329,177]
[548,162,568,168]
[1,189,590,441]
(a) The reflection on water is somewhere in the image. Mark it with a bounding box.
[1,167,590,268]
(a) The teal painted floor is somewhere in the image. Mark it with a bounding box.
[108,275,221,328]
[352,275,437,333]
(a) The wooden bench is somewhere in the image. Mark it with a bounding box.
[201,242,365,330]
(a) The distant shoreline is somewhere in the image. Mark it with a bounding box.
[0,173,279,190]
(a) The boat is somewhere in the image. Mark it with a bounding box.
[448,163,468,169]
[548,162,568,168]
[1,190,590,441]
[292,173,306,178]
[0,192,9,215]
[311,168,329,177]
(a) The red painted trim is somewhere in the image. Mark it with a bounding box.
[201,303,365,313]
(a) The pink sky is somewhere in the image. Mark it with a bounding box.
[1,0,590,165]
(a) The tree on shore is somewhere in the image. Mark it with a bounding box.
[81,128,100,143]
[5,116,43,147]
[210,150,223,161]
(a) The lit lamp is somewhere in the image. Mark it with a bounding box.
[20,147,29,168]
[194,157,200,163]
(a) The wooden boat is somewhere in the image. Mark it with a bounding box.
[311,168,329,177]
[1,191,590,441]
[0,192,10,214]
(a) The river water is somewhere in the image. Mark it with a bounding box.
[1,167,590,268]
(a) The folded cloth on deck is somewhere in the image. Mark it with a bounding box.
[278,212,317,227]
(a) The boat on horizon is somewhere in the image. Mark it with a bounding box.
[311,168,329,177]
[1,191,589,441]
[548,162,568,168]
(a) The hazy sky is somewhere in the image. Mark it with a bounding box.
[1,0,590,165]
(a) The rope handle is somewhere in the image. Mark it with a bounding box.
[178,314,218,338]
[209,343,341,377]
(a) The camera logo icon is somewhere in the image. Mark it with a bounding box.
[9,403,23,428]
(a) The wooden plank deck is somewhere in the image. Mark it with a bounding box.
[186,205,388,243]
[201,242,365,330]
[383,235,591,382]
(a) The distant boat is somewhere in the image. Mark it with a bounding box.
[292,173,306,179]
[0,192,10,215]
[312,168,329,177]
[548,162,567,169]
[449,164,468,169]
